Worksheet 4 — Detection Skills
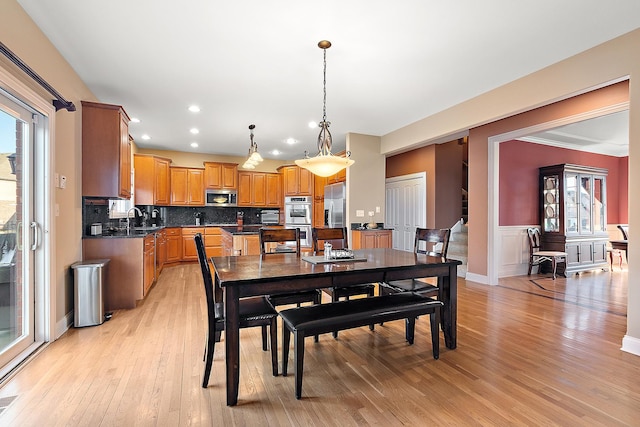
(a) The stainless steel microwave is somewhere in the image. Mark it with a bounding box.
[205,189,237,206]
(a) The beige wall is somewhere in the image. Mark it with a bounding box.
[379,29,640,352]
[1,1,97,331]
[346,133,385,232]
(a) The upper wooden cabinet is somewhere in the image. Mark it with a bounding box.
[238,171,281,207]
[204,162,238,190]
[81,101,131,198]
[327,167,346,184]
[279,165,313,196]
[134,154,171,205]
[170,167,205,206]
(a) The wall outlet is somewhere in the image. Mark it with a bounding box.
[356,210,365,217]
[54,173,59,188]
[60,175,67,189]
[375,206,380,213]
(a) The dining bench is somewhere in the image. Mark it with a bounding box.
[280,292,443,399]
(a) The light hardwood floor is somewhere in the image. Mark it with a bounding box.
[0,264,638,426]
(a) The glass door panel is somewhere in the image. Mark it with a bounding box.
[593,176,606,232]
[579,175,592,234]
[565,173,578,234]
[0,93,36,367]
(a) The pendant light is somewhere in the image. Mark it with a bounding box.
[295,40,354,177]
[242,124,263,170]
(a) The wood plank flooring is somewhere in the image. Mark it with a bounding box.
[0,265,638,426]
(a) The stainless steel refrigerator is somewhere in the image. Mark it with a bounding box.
[324,182,346,228]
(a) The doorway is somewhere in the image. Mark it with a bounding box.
[0,87,49,378]
[385,172,426,251]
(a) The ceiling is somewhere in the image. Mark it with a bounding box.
[17,1,640,161]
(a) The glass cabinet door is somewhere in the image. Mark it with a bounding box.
[565,173,578,234]
[542,175,560,232]
[579,175,592,234]
[593,175,606,232]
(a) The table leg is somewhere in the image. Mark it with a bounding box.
[224,285,240,406]
[438,265,457,349]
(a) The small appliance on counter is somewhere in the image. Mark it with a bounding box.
[260,209,279,225]
[90,223,103,235]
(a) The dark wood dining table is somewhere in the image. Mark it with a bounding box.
[610,240,628,262]
[211,248,461,406]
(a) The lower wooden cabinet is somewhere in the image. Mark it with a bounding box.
[143,235,155,296]
[351,229,392,249]
[182,227,204,261]
[165,228,182,262]
[205,227,223,258]
[221,229,260,256]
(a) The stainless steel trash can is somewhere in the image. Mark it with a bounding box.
[71,259,110,327]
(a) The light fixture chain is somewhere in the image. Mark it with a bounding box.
[322,47,327,123]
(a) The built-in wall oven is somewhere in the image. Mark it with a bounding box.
[284,196,312,247]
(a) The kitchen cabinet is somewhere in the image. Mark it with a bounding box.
[81,101,131,198]
[156,229,167,273]
[205,227,223,258]
[204,162,238,190]
[238,171,272,207]
[143,234,156,296]
[181,227,204,261]
[265,173,282,207]
[165,228,182,263]
[134,154,171,205]
[221,229,260,256]
[327,167,346,184]
[351,229,392,249]
[313,175,327,227]
[279,165,313,196]
[170,167,205,206]
[539,164,609,274]
[83,237,145,310]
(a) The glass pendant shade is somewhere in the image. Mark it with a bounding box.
[242,124,262,169]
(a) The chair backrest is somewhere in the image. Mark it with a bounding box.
[617,224,629,240]
[311,227,348,254]
[527,227,542,254]
[414,228,451,258]
[259,228,301,255]
[195,233,217,309]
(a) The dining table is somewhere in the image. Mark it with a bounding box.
[211,247,462,406]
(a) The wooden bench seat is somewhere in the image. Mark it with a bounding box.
[280,292,443,399]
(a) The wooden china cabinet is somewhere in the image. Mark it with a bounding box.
[539,164,609,274]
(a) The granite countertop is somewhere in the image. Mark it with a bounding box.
[83,223,271,238]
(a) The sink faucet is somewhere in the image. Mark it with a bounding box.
[126,206,143,231]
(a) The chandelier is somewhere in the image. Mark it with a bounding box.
[242,124,263,169]
[295,40,354,177]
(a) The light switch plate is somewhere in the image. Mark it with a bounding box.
[356,210,365,217]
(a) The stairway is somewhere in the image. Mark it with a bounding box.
[448,218,468,277]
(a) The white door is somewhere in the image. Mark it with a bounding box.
[0,89,46,372]
[385,173,426,251]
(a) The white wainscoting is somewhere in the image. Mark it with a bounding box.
[497,225,536,278]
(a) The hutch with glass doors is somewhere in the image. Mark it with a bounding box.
[539,164,609,274]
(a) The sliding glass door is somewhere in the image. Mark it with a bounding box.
[0,90,44,370]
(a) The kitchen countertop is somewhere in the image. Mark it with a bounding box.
[83,223,278,238]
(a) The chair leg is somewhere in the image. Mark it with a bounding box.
[430,309,440,360]
[282,326,291,376]
[552,258,557,279]
[269,318,278,376]
[405,317,416,345]
[294,331,305,400]
[332,291,339,339]
[261,325,268,351]
[202,328,216,388]
[527,257,533,276]
[368,286,375,331]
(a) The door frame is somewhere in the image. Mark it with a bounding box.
[0,65,55,375]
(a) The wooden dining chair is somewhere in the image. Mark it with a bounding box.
[380,228,451,297]
[195,233,278,387]
[617,224,629,240]
[311,227,376,338]
[259,228,322,309]
[526,227,567,279]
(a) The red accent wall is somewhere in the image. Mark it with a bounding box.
[499,139,628,225]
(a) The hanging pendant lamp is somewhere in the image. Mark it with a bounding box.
[295,40,354,177]
[242,124,263,170]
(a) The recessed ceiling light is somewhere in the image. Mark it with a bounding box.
[190,128,199,134]
[188,105,200,113]
[141,134,151,140]
[271,150,281,155]
[130,117,140,123]
[190,142,199,148]
[308,121,317,129]
[286,138,296,145]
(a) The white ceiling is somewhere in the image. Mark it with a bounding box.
[17,1,640,161]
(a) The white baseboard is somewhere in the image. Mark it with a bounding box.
[55,311,73,339]
[465,272,489,285]
[621,335,640,357]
